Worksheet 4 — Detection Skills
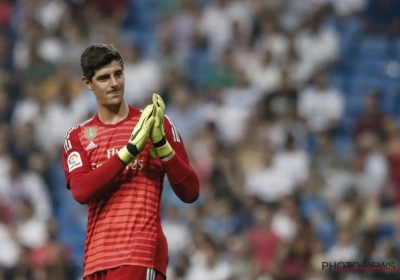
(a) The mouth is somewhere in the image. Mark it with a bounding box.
[108,90,121,95]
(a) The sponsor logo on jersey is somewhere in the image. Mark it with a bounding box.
[106,147,145,170]
[85,141,97,151]
[67,151,83,172]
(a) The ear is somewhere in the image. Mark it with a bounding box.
[82,76,93,91]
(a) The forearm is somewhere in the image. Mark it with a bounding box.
[162,152,200,203]
[69,155,126,204]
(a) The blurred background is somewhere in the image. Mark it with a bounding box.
[0,0,400,279]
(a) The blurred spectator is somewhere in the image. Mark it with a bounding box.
[4,156,51,221]
[284,38,314,86]
[0,89,12,124]
[257,17,289,64]
[295,11,339,71]
[226,236,254,279]
[364,0,400,35]
[1,0,400,279]
[273,133,309,187]
[246,204,280,277]
[198,0,238,59]
[326,227,358,262]
[271,195,300,243]
[162,206,191,261]
[245,148,295,203]
[186,233,232,280]
[0,221,20,272]
[246,49,281,94]
[264,71,298,121]
[310,131,345,173]
[168,0,199,56]
[353,92,386,140]
[200,86,250,144]
[333,0,366,17]
[21,45,57,83]
[165,86,203,142]
[123,45,162,107]
[223,70,262,113]
[203,48,236,90]
[298,71,344,133]
[16,198,48,250]
[336,188,379,235]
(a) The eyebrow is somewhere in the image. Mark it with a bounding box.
[97,74,110,80]
[96,69,123,80]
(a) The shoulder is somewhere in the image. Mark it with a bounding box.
[64,117,95,137]
[128,105,142,114]
[163,114,176,132]
[163,114,181,143]
[63,117,95,151]
[127,106,143,122]
[163,114,174,127]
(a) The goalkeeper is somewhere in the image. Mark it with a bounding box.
[61,44,199,280]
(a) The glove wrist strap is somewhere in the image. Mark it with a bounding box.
[118,145,137,164]
[126,143,140,157]
[153,137,167,148]
[155,139,173,159]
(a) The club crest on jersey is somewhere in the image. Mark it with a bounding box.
[84,127,98,140]
[67,151,83,172]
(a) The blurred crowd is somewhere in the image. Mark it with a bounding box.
[1,0,400,280]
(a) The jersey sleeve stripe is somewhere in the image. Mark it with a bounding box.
[165,115,180,142]
[63,125,78,152]
[63,117,94,152]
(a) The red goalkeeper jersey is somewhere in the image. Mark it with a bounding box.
[61,106,198,278]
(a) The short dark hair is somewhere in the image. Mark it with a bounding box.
[80,44,124,81]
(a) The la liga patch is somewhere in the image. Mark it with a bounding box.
[68,151,83,172]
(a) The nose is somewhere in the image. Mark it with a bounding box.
[110,76,118,87]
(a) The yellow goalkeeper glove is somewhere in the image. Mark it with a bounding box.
[150,94,173,159]
[118,104,155,164]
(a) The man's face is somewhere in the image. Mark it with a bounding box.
[83,60,125,106]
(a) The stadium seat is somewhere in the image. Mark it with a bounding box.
[332,17,363,62]
[344,95,363,118]
[381,81,400,114]
[352,58,388,78]
[186,49,210,89]
[334,134,354,155]
[357,36,390,59]
[348,74,382,96]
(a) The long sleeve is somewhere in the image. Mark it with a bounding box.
[68,155,126,204]
[162,116,200,203]
[162,153,200,203]
[61,127,126,204]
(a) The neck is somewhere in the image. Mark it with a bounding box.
[97,101,129,124]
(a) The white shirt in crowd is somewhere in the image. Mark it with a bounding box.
[295,27,339,71]
[123,59,162,106]
[273,149,310,186]
[271,211,298,243]
[245,167,295,203]
[0,224,20,268]
[186,251,232,280]
[298,87,344,132]
[162,219,190,258]
[17,217,48,249]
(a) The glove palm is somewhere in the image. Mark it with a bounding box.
[118,105,155,164]
[150,94,173,159]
